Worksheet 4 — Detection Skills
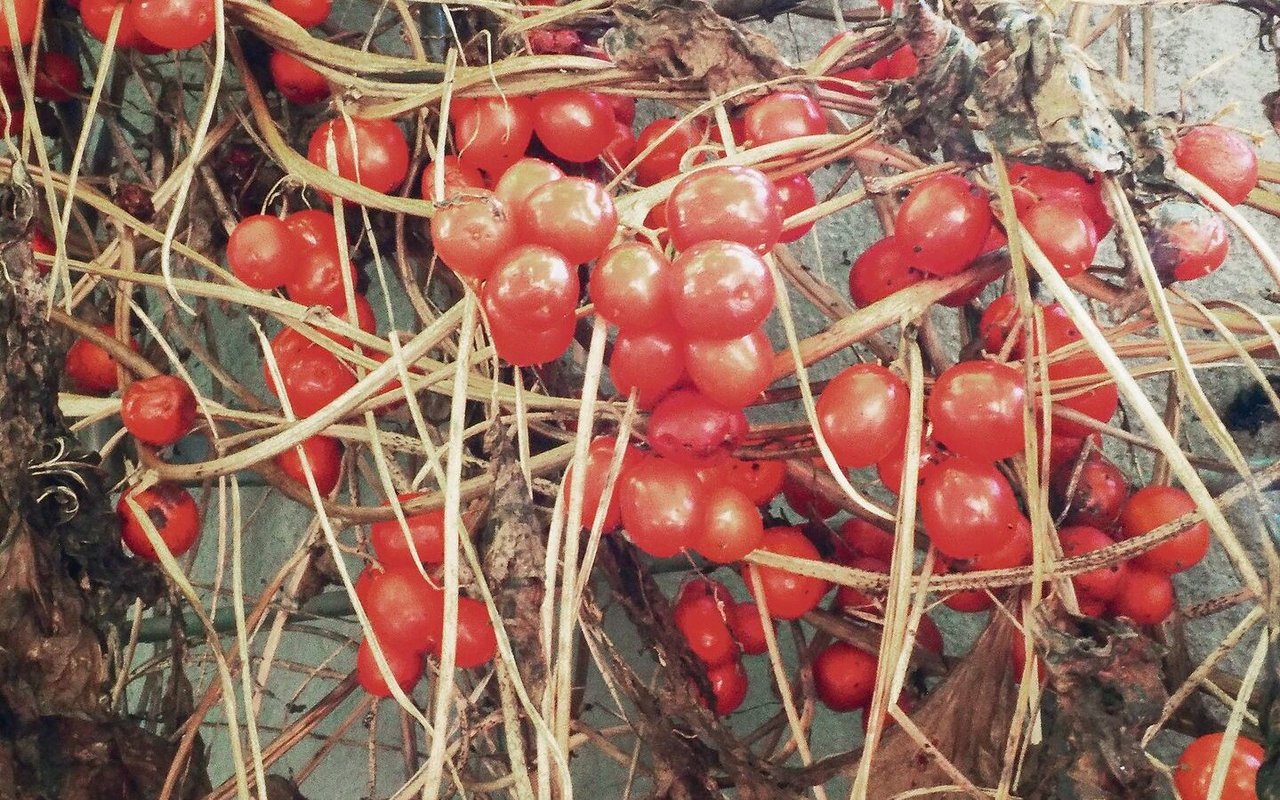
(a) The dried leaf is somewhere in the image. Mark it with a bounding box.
[602,0,798,102]
[1019,612,1168,799]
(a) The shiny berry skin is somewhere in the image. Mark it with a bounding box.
[419,155,486,202]
[848,236,923,307]
[634,117,707,186]
[706,659,748,714]
[130,0,215,49]
[675,594,738,667]
[274,345,357,417]
[1058,525,1127,602]
[683,328,773,409]
[274,435,343,495]
[532,90,614,163]
[440,596,498,669]
[285,209,339,250]
[608,326,686,409]
[742,527,831,620]
[700,457,786,507]
[481,245,579,328]
[430,191,516,281]
[833,556,887,614]
[370,494,446,569]
[618,456,707,557]
[1054,455,1128,529]
[928,360,1026,462]
[1118,485,1209,574]
[774,173,818,242]
[694,484,764,563]
[668,241,774,339]
[451,96,535,176]
[646,389,748,467]
[121,375,197,446]
[1021,199,1099,278]
[80,0,150,49]
[0,0,39,46]
[589,242,673,331]
[1144,200,1229,283]
[271,0,330,26]
[356,637,421,697]
[875,435,945,496]
[839,517,896,561]
[665,165,783,254]
[515,177,618,265]
[918,456,1022,560]
[227,214,298,290]
[483,304,575,367]
[34,52,82,102]
[742,91,826,146]
[492,158,563,215]
[269,50,329,105]
[727,602,771,655]
[570,435,643,532]
[285,244,358,308]
[816,363,909,468]
[66,325,139,395]
[602,122,638,174]
[1175,125,1259,206]
[118,483,201,561]
[361,568,445,654]
[895,174,993,276]
[307,117,410,195]
[1007,162,1111,237]
[1174,732,1264,800]
[1107,567,1174,625]
[813,641,877,711]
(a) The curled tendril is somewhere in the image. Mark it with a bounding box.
[27,438,96,525]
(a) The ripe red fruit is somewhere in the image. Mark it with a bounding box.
[646,389,748,467]
[1054,455,1128,529]
[442,596,498,669]
[833,556,887,614]
[683,329,773,409]
[773,173,817,242]
[876,435,945,496]
[532,90,614,163]
[0,0,39,46]
[515,177,617,265]
[370,495,446,569]
[570,435,643,532]
[492,157,563,215]
[742,91,826,146]
[589,242,672,331]
[275,345,357,417]
[285,209,339,250]
[1174,125,1259,206]
[130,0,215,49]
[665,166,783,254]
[839,518,896,561]
[694,484,764,563]
[1007,162,1111,237]
[121,375,197,446]
[1108,567,1174,625]
[481,245,579,328]
[419,155,486,202]
[66,325,139,395]
[286,244,358,308]
[928,360,1026,462]
[483,304,576,367]
[742,527,831,620]
[269,50,329,105]
[1174,732,1264,800]
[608,326,686,408]
[451,96,535,176]
[727,602,771,655]
[895,174,993,276]
[356,637,421,697]
[33,52,82,102]
[964,513,1033,571]
[816,363,909,468]
[1144,200,1229,282]
[668,241,774,339]
[918,456,1022,560]
[706,659,748,714]
[361,568,445,654]
[430,191,516,280]
[81,0,151,49]
[813,642,877,711]
[618,456,707,557]
[633,117,707,186]
[848,237,922,307]
[274,436,343,495]
[1021,199,1098,278]
[271,0,330,26]
[118,483,201,561]
[675,594,738,667]
[700,458,785,507]
[1118,485,1209,574]
[228,214,298,290]
[1058,525,1127,602]
[602,122,638,174]
[307,117,410,195]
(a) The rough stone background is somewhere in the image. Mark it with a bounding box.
[113,5,1280,798]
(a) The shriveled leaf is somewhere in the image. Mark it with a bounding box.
[602,0,798,101]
